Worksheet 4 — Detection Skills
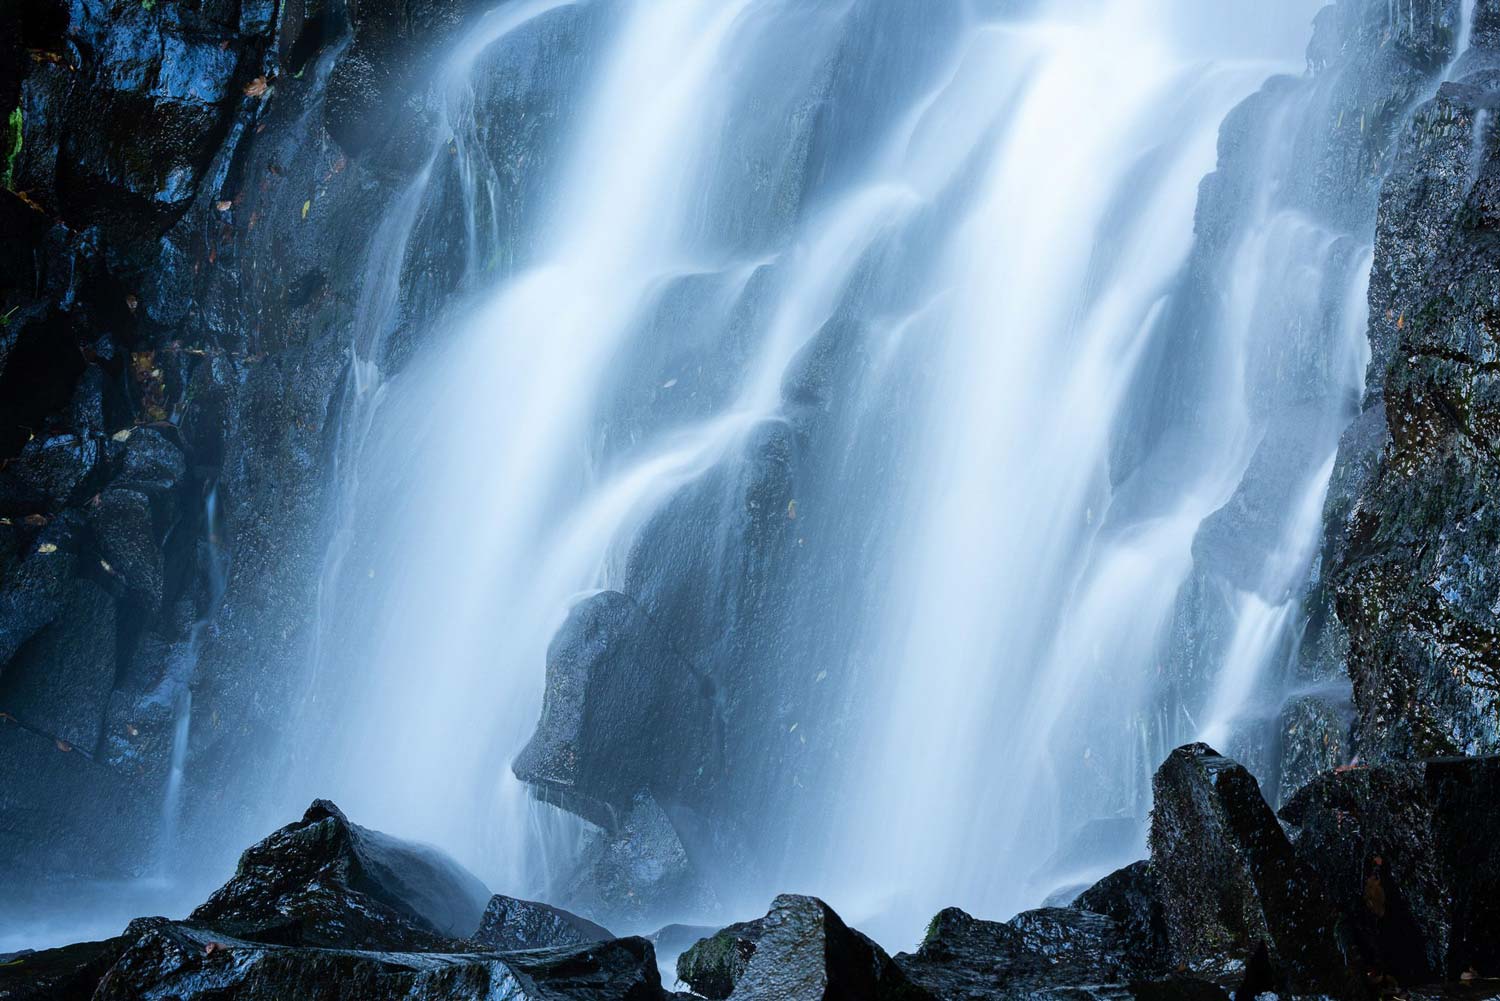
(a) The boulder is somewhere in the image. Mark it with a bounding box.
[514,590,718,830]
[87,918,664,1001]
[676,917,765,999]
[897,904,1167,1000]
[559,791,717,929]
[1148,744,1352,993]
[470,894,613,952]
[1279,755,1500,983]
[0,432,102,516]
[1073,861,1170,973]
[189,800,491,951]
[713,894,923,1001]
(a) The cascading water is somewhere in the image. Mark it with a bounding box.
[285,0,1394,948]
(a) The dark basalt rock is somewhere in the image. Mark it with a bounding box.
[558,791,718,930]
[189,799,491,951]
[712,894,923,1001]
[1325,62,1500,762]
[1072,861,1170,973]
[1279,755,1500,984]
[0,934,131,1001]
[0,432,103,516]
[676,918,766,999]
[514,591,720,830]
[86,918,663,1001]
[470,894,613,952]
[0,578,116,751]
[1148,744,1352,993]
[895,903,1186,1000]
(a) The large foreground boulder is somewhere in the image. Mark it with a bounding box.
[1280,755,1500,984]
[679,894,922,1001]
[189,799,491,950]
[87,918,662,1001]
[1149,743,1352,993]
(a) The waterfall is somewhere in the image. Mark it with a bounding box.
[292,0,1364,943]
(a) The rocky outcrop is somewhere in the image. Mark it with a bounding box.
[189,799,491,951]
[1322,21,1500,762]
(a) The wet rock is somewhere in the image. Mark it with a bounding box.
[1279,755,1500,983]
[676,918,765,999]
[1274,691,1352,803]
[0,522,76,664]
[514,591,719,830]
[1328,66,1500,762]
[88,487,164,609]
[0,578,116,751]
[0,934,130,1001]
[717,894,921,1001]
[88,918,664,1001]
[324,0,486,163]
[1073,861,1171,973]
[114,427,187,498]
[559,791,717,930]
[1148,744,1351,993]
[897,905,1153,999]
[1152,741,1356,990]
[189,799,491,951]
[470,894,613,952]
[0,432,103,516]
[0,721,151,885]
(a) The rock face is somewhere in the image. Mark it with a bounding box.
[1280,755,1500,984]
[189,799,491,951]
[1321,39,1500,762]
[1148,744,1351,992]
[0,0,581,891]
[471,894,613,952]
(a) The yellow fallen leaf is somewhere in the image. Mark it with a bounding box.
[787,499,798,520]
[301,199,310,219]
[244,76,268,97]
[112,428,132,442]
[36,542,58,555]
[216,200,232,212]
